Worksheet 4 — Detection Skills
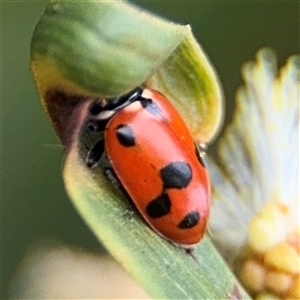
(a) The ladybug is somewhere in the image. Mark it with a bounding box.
[84,87,210,248]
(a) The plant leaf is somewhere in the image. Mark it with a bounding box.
[147,28,223,143]
[31,0,223,143]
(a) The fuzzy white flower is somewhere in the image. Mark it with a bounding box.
[207,48,299,300]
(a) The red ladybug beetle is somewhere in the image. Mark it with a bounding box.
[85,88,210,248]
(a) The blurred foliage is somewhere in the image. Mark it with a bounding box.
[1,1,299,298]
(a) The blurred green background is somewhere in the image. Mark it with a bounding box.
[2,1,299,297]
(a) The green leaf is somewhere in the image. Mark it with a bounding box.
[31,0,223,143]
[147,28,223,143]
[31,0,186,97]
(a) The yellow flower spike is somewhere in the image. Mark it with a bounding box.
[247,202,296,254]
[239,259,266,293]
[265,271,293,296]
[248,204,287,254]
[288,275,300,299]
[207,48,300,300]
[265,243,300,274]
[256,292,281,300]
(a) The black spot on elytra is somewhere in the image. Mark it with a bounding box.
[146,193,171,218]
[160,161,192,189]
[115,124,135,147]
[178,211,200,229]
[86,140,105,168]
[86,120,107,132]
[89,102,102,115]
[195,144,206,168]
